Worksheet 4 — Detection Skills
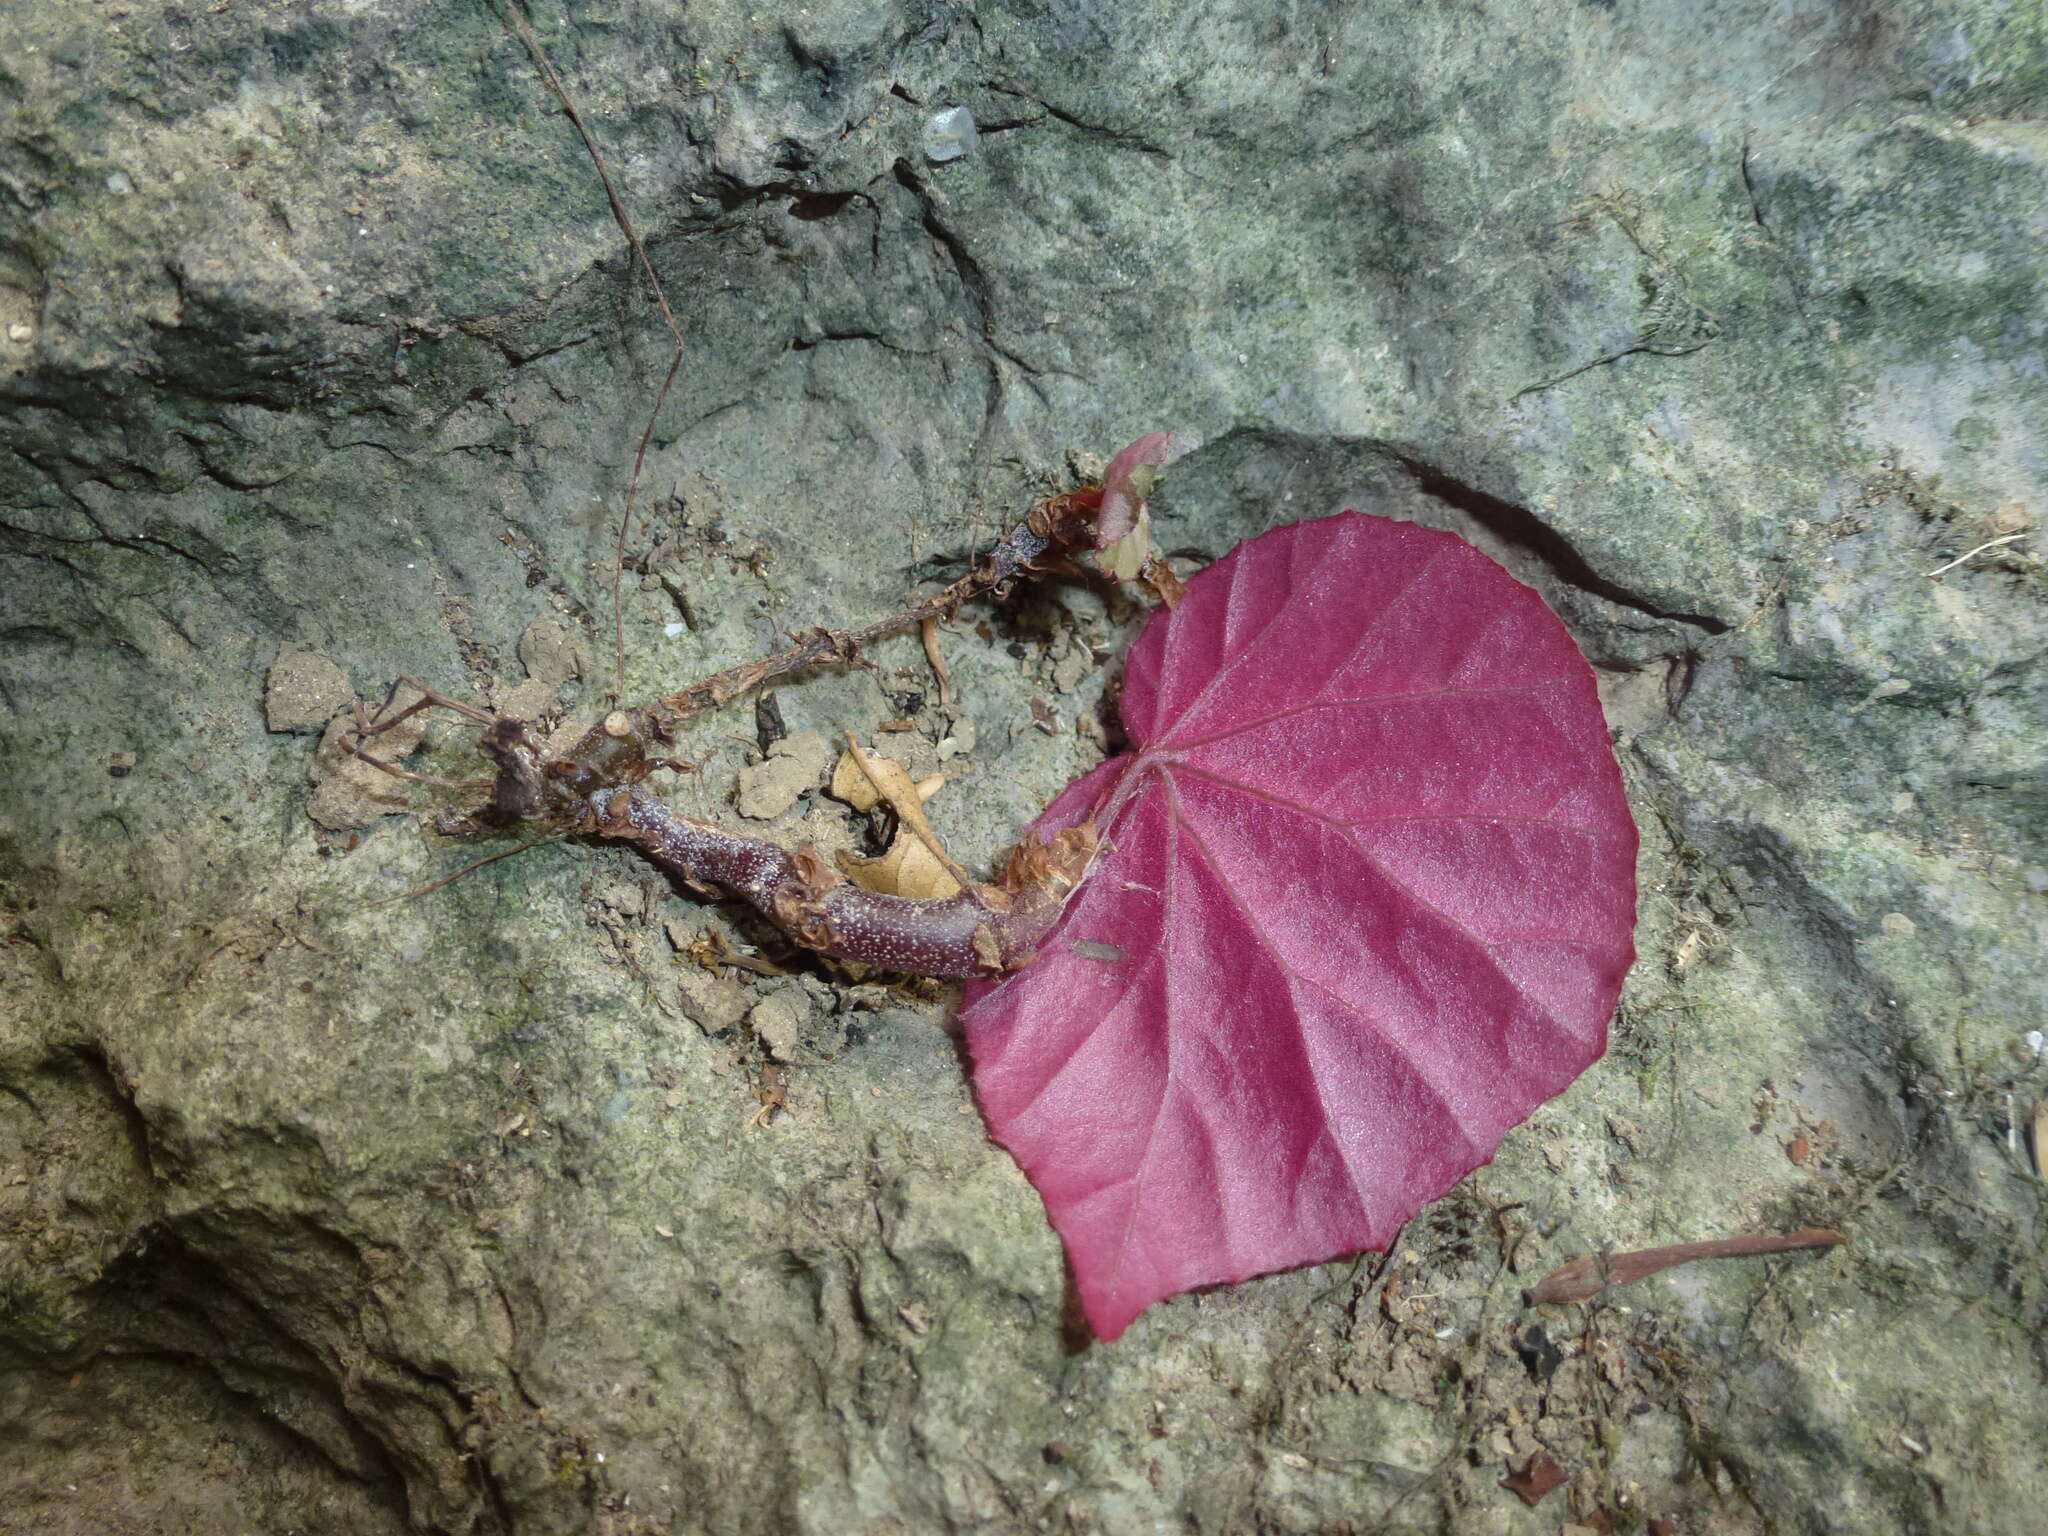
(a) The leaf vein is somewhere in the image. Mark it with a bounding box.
[1162,779,1487,1193]
[1152,534,1446,745]
[1165,761,1633,850]
[1169,766,1590,1059]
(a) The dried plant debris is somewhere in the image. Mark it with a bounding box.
[829,736,964,898]
[1525,1229,1844,1306]
[1501,1449,1567,1507]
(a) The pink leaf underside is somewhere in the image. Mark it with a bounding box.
[1094,431,1176,548]
[960,511,1638,1339]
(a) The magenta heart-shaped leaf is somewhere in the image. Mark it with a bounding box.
[959,511,1637,1339]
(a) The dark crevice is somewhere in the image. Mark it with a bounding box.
[787,189,863,222]
[9,465,230,575]
[188,458,299,493]
[174,432,298,492]
[127,528,225,572]
[789,329,913,354]
[1508,331,1715,402]
[61,518,227,575]
[1396,456,1733,634]
[1663,647,1702,715]
[0,1078,40,1116]
[327,437,414,464]
[0,520,88,579]
[74,1233,422,1529]
[68,1042,159,1185]
[983,82,1173,159]
[1739,135,1770,231]
[704,177,833,214]
[973,115,1044,137]
[465,326,599,370]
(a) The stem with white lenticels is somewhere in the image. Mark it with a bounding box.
[421,479,1128,977]
[590,786,1098,979]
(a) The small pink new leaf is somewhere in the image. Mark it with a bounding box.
[1094,432,1176,548]
[961,512,1637,1339]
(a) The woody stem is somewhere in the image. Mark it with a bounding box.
[592,787,1070,979]
[549,490,1105,786]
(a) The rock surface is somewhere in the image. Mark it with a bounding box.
[733,730,831,820]
[1,2,2042,1533]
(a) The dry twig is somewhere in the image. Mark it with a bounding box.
[920,616,955,710]
[1927,533,2027,577]
[1524,1228,1843,1305]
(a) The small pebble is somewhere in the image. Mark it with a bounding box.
[263,649,354,732]
[921,106,979,164]
[734,730,830,819]
[516,616,585,685]
[749,988,810,1062]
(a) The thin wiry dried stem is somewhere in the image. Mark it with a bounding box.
[492,0,687,703]
[367,839,564,908]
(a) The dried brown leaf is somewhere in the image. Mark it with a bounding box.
[1501,1451,1566,1507]
[829,737,966,896]
[837,834,962,900]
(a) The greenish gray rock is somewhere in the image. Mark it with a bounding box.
[2,2,2042,1532]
